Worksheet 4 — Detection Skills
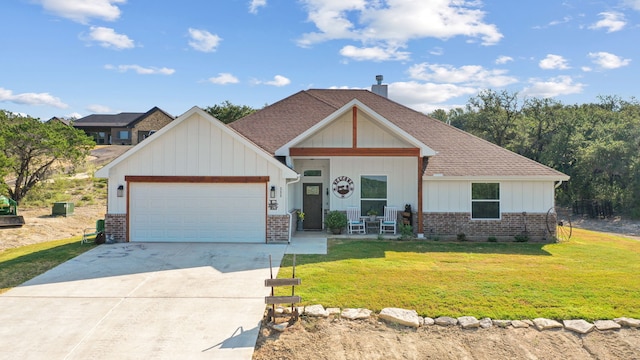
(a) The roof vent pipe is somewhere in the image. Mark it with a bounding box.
[371,75,388,98]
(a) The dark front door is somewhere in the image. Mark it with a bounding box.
[303,183,323,230]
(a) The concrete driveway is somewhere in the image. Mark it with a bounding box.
[0,242,288,359]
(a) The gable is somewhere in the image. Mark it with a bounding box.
[297,108,413,149]
[276,100,434,156]
[95,107,297,179]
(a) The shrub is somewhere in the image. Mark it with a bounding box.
[514,233,530,242]
[487,236,498,242]
[324,211,347,231]
[457,233,467,241]
[398,224,414,241]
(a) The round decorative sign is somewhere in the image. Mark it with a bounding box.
[332,176,354,198]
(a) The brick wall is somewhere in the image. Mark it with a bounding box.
[132,110,174,145]
[105,213,127,242]
[267,214,290,242]
[422,212,552,241]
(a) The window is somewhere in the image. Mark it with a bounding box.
[303,170,322,177]
[361,175,387,216]
[471,183,500,219]
[119,131,130,140]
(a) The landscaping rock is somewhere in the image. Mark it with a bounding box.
[494,320,511,328]
[379,308,421,328]
[479,318,493,329]
[594,320,621,331]
[614,317,640,328]
[511,320,530,329]
[457,316,480,329]
[424,317,435,326]
[435,316,458,326]
[304,304,329,317]
[523,320,534,326]
[326,308,341,315]
[563,320,594,334]
[341,308,372,320]
[270,322,289,332]
[533,318,563,331]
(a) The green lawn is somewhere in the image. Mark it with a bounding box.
[277,228,640,321]
[0,238,95,294]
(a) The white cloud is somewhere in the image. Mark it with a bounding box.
[539,54,570,70]
[207,73,240,85]
[188,28,221,52]
[588,51,631,69]
[339,45,410,61]
[86,26,134,49]
[86,104,112,113]
[408,63,517,87]
[297,0,502,57]
[264,75,291,87]
[37,0,125,24]
[389,81,478,109]
[521,76,585,98]
[65,112,82,119]
[105,64,175,75]
[495,55,513,64]
[0,87,68,108]
[623,0,640,10]
[589,12,626,33]
[249,0,267,14]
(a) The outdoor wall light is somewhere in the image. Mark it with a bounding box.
[270,185,276,198]
[117,185,124,197]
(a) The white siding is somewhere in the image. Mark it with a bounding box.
[328,157,418,211]
[357,112,411,148]
[298,112,352,147]
[105,112,287,214]
[423,180,556,213]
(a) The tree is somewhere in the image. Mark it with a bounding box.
[204,100,257,124]
[465,89,521,148]
[0,111,95,203]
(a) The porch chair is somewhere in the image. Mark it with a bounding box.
[347,207,366,234]
[379,206,398,234]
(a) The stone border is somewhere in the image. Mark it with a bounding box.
[268,305,640,334]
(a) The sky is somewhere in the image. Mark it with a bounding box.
[1,0,639,120]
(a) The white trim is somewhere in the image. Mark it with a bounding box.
[425,175,570,182]
[275,99,436,157]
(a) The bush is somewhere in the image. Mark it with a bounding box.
[324,211,347,231]
[398,224,414,240]
[514,233,529,242]
[487,236,498,242]
[457,233,467,241]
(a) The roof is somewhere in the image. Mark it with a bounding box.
[229,89,568,179]
[73,106,173,128]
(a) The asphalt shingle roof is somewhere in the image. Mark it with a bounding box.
[229,89,567,178]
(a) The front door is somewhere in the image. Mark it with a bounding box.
[303,183,323,230]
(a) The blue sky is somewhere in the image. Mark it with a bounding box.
[2,0,638,120]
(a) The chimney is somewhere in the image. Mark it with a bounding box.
[371,75,388,98]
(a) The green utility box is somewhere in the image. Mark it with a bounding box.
[52,202,74,217]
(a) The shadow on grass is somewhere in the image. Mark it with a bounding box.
[0,242,94,291]
[282,239,551,266]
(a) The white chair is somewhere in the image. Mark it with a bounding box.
[347,207,366,234]
[379,206,398,234]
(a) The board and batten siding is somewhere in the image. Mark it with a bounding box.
[297,109,413,149]
[423,180,556,213]
[105,112,286,214]
[328,156,418,211]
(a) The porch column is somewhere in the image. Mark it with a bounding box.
[417,156,423,234]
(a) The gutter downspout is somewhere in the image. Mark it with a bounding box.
[286,173,302,244]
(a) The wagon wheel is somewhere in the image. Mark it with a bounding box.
[546,207,572,242]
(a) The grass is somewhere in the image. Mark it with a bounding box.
[277,228,640,321]
[21,177,107,208]
[0,237,96,294]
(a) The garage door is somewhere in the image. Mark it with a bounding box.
[129,182,265,243]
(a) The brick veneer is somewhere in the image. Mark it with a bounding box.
[267,214,291,243]
[105,213,127,242]
[422,212,553,241]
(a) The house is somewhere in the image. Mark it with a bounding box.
[95,85,568,243]
[73,107,174,145]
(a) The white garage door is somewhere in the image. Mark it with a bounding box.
[129,182,265,243]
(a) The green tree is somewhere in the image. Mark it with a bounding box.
[204,100,257,124]
[0,111,95,203]
[465,89,521,148]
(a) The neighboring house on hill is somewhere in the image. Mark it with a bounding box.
[73,107,174,145]
[46,117,71,126]
[95,84,568,244]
